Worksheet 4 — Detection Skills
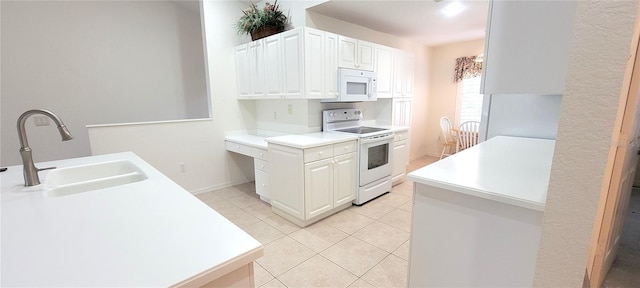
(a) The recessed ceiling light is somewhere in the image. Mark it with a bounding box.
[442,2,464,17]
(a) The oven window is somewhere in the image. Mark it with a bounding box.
[368,143,389,169]
[347,82,367,95]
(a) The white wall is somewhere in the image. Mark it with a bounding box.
[534,1,639,286]
[88,1,258,193]
[0,0,208,166]
[485,94,562,139]
[425,39,484,157]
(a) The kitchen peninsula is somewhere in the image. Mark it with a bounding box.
[1,152,263,287]
[407,136,555,287]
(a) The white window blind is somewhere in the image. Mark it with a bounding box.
[455,76,483,125]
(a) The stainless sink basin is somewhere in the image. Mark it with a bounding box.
[45,160,148,197]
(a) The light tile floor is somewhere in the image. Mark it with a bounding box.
[195,156,439,288]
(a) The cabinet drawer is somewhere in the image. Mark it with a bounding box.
[333,140,358,156]
[255,148,269,161]
[226,141,269,160]
[255,169,270,199]
[394,130,409,142]
[254,158,270,172]
[304,145,334,163]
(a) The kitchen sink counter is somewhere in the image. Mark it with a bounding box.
[1,152,263,287]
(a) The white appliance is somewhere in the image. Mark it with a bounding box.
[322,68,377,102]
[323,108,393,205]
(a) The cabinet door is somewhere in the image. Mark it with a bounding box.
[393,99,412,126]
[393,50,405,97]
[392,139,408,184]
[270,145,305,220]
[234,44,251,98]
[403,54,414,97]
[264,35,282,97]
[305,158,334,219]
[304,28,325,99]
[281,29,304,98]
[357,40,374,71]
[333,152,356,206]
[324,32,339,98]
[374,45,394,98]
[255,169,270,201]
[338,36,357,69]
[248,40,265,96]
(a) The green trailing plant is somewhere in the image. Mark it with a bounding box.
[235,1,289,35]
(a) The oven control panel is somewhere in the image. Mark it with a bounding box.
[323,108,363,123]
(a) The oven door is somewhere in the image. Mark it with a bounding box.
[359,133,394,186]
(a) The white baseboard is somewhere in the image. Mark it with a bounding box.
[189,178,252,195]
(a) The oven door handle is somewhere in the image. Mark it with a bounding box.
[361,134,394,144]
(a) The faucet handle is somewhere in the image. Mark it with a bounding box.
[37,166,56,172]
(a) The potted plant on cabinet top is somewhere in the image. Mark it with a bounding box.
[236,1,289,41]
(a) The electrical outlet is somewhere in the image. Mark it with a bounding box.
[273,112,277,120]
[33,116,50,127]
[179,163,186,172]
[287,104,293,114]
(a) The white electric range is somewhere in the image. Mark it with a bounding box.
[323,108,394,205]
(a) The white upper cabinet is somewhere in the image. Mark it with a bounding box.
[393,50,414,98]
[281,29,304,98]
[234,40,268,98]
[324,32,339,98]
[234,44,251,97]
[304,27,339,100]
[338,36,374,71]
[235,27,340,100]
[264,36,282,98]
[234,27,410,100]
[480,1,577,95]
[374,45,394,98]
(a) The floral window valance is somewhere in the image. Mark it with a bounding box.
[454,56,483,83]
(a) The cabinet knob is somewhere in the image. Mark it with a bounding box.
[345,146,349,150]
[319,151,323,155]
[261,164,265,169]
[236,144,240,149]
[260,152,264,157]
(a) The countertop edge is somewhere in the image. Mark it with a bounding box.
[265,136,359,149]
[408,174,546,212]
[171,246,264,287]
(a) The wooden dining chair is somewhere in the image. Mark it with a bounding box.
[439,116,456,159]
[457,121,480,152]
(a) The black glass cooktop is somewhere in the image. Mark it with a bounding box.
[335,126,389,134]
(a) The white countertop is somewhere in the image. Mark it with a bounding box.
[225,134,269,149]
[1,152,263,286]
[265,132,359,149]
[408,136,555,211]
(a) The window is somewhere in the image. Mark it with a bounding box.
[455,76,483,125]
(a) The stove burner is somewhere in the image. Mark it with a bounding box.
[335,126,389,135]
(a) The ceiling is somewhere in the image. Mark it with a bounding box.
[307,0,489,46]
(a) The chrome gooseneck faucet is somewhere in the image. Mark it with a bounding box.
[17,109,73,186]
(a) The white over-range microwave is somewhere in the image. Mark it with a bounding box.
[322,68,377,102]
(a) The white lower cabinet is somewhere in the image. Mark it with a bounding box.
[254,158,270,201]
[392,130,409,185]
[270,140,357,227]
